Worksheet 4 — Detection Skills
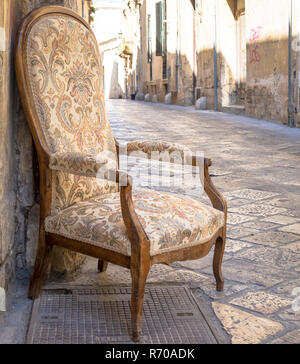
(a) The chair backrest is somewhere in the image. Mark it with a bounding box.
[16,6,118,215]
[16,6,117,158]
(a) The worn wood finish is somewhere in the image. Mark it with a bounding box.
[98,260,108,273]
[15,5,227,342]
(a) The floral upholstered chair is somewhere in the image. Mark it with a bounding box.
[15,6,227,342]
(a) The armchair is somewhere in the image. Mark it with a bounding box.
[15,6,227,342]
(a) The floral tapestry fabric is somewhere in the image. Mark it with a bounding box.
[51,170,117,215]
[45,189,225,256]
[126,140,193,163]
[26,14,117,156]
[49,151,111,178]
[25,14,118,212]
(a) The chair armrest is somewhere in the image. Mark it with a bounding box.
[121,140,226,214]
[125,140,213,166]
[203,158,227,214]
[126,140,192,163]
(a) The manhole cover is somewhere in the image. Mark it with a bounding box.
[26,286,220,344]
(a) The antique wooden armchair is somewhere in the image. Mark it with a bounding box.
[15,6,227,342]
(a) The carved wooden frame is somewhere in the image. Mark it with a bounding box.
[15,5,227,342]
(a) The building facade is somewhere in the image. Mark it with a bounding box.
[125,0,300,127]
[136,0,196,105]
[93,0,127,99]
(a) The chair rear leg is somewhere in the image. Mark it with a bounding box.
[213,235,226,292]
[131,265,149,342]
[98,260,108,272]
[28,233,53,300]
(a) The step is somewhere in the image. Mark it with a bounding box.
[222,104,246,115]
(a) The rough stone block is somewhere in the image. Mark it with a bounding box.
[195,97,207,110]
[144,93,150,102]
[165,93,172,104]
[152,94,158,103]
[136,92,144,101]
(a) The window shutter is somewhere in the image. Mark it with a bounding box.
[156,1,163,56]
[147,14,152,63]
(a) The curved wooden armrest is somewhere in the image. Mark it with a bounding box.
[191,156,226,213]
[105,169,151,256]
[203,159,227,215]
[118,172,151,257]
[116,139,226,215]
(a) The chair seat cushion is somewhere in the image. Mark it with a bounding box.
[45,189,225,256]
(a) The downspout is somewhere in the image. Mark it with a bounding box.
[193,1,197,103]
[175,0,180,93]
[288,0,295,127]
[213,0,218,111]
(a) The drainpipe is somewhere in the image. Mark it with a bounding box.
[213,0,218,111]
[193,2,197,103]
[288,0,295,127]
[175,0,180,93]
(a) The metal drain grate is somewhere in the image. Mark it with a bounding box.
[26,286,218,344]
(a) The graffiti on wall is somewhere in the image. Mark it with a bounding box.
[249,26,263,43]
[249,26,263,64]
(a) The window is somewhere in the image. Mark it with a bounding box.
[147,14,152,63]
[156,1,165,56]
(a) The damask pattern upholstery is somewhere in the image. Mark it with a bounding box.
[50,151,111,177]
[126,140,193,164]
[45,189,225,256]
[25,14,118,213]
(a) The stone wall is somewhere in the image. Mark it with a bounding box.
[245,0,289,124]
[0,0,90,323]
[292,0,300,128]
[0,0,16,323]
[196,0,300,126]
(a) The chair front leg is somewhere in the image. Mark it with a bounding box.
[131,262,150,342]
[213,227,227,292]
[119,173,151,342]
[98,260,108,272]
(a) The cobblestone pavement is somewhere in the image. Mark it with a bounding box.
[2,99,300,344]
[104,100,300,344]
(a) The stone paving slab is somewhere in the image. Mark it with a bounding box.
[212,302,284,344]
[229,291,292,315]
[105,100,300,344]
[269,330,300,344]
[241,230,299,247]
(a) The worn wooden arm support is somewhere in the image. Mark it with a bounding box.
[202,158,227,214]
[104,169,151,255]
[117,139,226,214]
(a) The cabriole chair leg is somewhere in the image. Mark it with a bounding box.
[213,236,226,292]
[98,260,108,273]
[130,265,150,342]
